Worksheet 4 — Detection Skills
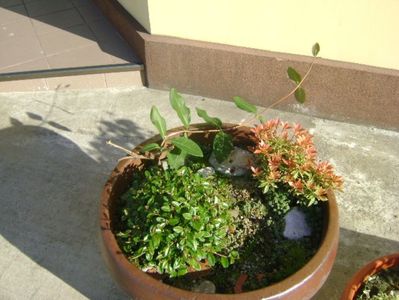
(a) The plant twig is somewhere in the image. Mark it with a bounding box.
[239,58,317,127]
[106,140,150,160]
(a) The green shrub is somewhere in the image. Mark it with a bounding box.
[116,165,239,277]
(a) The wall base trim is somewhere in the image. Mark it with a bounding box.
[93,0,399,131]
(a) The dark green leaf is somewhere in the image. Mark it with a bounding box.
[170,88,191,129]
[191,220,202,231]
[172,137,203,157]
[312,43,320,57]
[167,149,186,169]
[287,67,301,84]
[169,218,179,225]
[213,132,234,163]
[141,143,161,153]
[220,256,229,268]
[294,87,306,103]
[195,108,222,128]
[150,106,167,139]
[233,96,257,113]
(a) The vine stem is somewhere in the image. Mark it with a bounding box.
[106,140,150,160]
[238,58,316,127]
[108,57,317,156]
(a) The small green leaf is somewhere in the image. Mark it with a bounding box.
[213,132,234,163]
[233,96,257,113]
[196,108,222,128]
[177,267,188,276]
[141,143,161,153]
[169,218,179,225]
[207,253,216,266]
[287,67,302,84]
[182,213,192,220]
[189,259,202,271]
[258,115,267,123]
[294,87,306,103]
[220,256,229,268]
[312,43,320,57]
[170,88,191,129]
[150,106,167,139]
[172,137,203,157]
[173,226,184,234]
[167,149,186,169]
[161,205,171,212]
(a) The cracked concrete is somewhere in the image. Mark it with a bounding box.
[0,87,398,299]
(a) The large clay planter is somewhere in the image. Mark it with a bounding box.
[341,253,399,300]
[100,124,339,300]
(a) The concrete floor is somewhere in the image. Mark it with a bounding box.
[0,87,398,299]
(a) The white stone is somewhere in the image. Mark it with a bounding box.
[283,207,312,240]
[209,147,253,176]
[197,166,215,177]
[191,280,216,294]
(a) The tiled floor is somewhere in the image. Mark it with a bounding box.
[0,0,141,74]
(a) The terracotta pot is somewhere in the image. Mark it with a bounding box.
[341,252,399,300]
[100,124,339,300]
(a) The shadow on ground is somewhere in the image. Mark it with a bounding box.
[0,118,146,299]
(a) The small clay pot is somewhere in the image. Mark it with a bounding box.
[100,124,340,300]
[341,252,399,300]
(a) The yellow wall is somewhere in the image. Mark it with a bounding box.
[119,0,399,70]
[117,0,151,32]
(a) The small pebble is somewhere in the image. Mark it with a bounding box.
[191,280,216,294]
[197,166,215,177]
[283,207,312,240]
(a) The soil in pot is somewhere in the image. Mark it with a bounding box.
[113,147,324,294]
[354,265,399,300]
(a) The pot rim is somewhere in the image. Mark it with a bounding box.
[340,252,399,300]
[100,123,340,299]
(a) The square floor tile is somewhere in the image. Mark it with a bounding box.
[25,0,72,17]
[38,23,96,56]
[32,8,84,35]
[0,78,47,92]
[0,35,44,69]
[98,41,141,64]
[0,57,48,72]
[46,44,114,68]
[88,19,123,44]
[75,2,104,23]
[0,18,34,41]
[0,4,28,25]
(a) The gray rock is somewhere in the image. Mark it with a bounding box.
[197,166,215,177]
[283,207,312,240]
[209,147,254,176]
[191,280,216,294]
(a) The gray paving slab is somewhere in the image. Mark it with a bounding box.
[0,87,398,299]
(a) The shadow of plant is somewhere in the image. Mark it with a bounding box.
[0,117,148,299]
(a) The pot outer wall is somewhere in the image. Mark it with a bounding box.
[341,253,399,300]
[100,124,340,300]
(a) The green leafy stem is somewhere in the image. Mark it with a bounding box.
[108,43,320,168]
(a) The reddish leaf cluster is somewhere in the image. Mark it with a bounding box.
[251,119,343,205]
